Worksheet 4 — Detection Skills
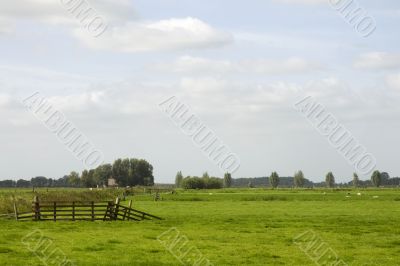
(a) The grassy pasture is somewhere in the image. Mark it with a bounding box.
[0,188,399,265]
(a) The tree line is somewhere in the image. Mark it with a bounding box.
[267,170,390,189]
[171,170,397,189]
[0,158,154,188]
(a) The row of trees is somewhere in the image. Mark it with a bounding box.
[175,172,233,189]
[268,170,386,189]
[268,171,306,189]
[172,170,388,190]
[0,158,154,188]
[0,176,85,188]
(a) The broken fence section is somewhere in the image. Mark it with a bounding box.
[14,196,162,222]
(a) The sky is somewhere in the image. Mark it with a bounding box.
[0,0,399,183]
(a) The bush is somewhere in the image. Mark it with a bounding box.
[181,176,223,189]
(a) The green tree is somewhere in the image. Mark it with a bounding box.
[205,177,223,189]
[269,172,279,189]
[135,159,154,186]
[31,176,49,187]
[112,159,126,186]
[294,170,305,188]
[112,158,154,187]
[81,170,90,187]
[121,158,131,186]
[181,176,205,189]
[202,172,210,179]
[68,171,81,187]
[325,172,335,188]
[81,169,96,187]
[352,173,359,188]
[371,170,382,187]
[223,173,232,188]
[381,172,390,184]
[175,171,183,188]
[93,164,113,186]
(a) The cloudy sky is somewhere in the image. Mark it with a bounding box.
[0,0,399,183]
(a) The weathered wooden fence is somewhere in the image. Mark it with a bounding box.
[14,196,162,222]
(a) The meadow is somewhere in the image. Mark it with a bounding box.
[0,188,399,265]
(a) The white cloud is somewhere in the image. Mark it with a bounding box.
[386,73,400,90]
[74,17,233,52]
[0,93,11,107]
[0,2,231,52]
[0,0,135,25]
[273,0,326,5]
[354,52,400,70]
[0,18,13,34]
[153,56,321,75]
[0,65,101,94]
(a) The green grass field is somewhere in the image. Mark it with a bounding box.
[0,188,399,265]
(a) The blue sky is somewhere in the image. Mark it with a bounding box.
[0,0,399,183]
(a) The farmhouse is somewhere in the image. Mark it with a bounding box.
[107,177,118,187]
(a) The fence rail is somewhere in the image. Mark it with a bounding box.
[14,196,162,222]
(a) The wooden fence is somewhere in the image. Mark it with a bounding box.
[14,196,162,222]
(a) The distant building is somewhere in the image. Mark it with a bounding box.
[108,177,118,187]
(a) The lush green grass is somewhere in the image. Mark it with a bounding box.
[0,188,399,265]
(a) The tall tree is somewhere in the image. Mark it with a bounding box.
[294,171,305,188]
[175,171,183,188]
[68,171,81,187]
[381,172,390,184]
[112,159,125,186]
[121,158,131,186]
[135,159,154,186]
[352,173,359,188]
[202,172,210,179]
[112,158,154,187]
[223,172,233,188]
[269,172,279,189]
[325,172,335,188]
[81,170,90,187]
[81,169,97,187]
[31,176,49,187]
[371,170,382,187]
[93,164,112,186]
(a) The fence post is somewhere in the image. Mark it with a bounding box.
[103,202,111,221]
[72,202,75,221]
[91,201,94,221]
[33,196,41,221]
[114,197,120,221]
[126,200,132,221]
[33,196,40,221]
[54,202,56,222]
[13,202,18,221]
